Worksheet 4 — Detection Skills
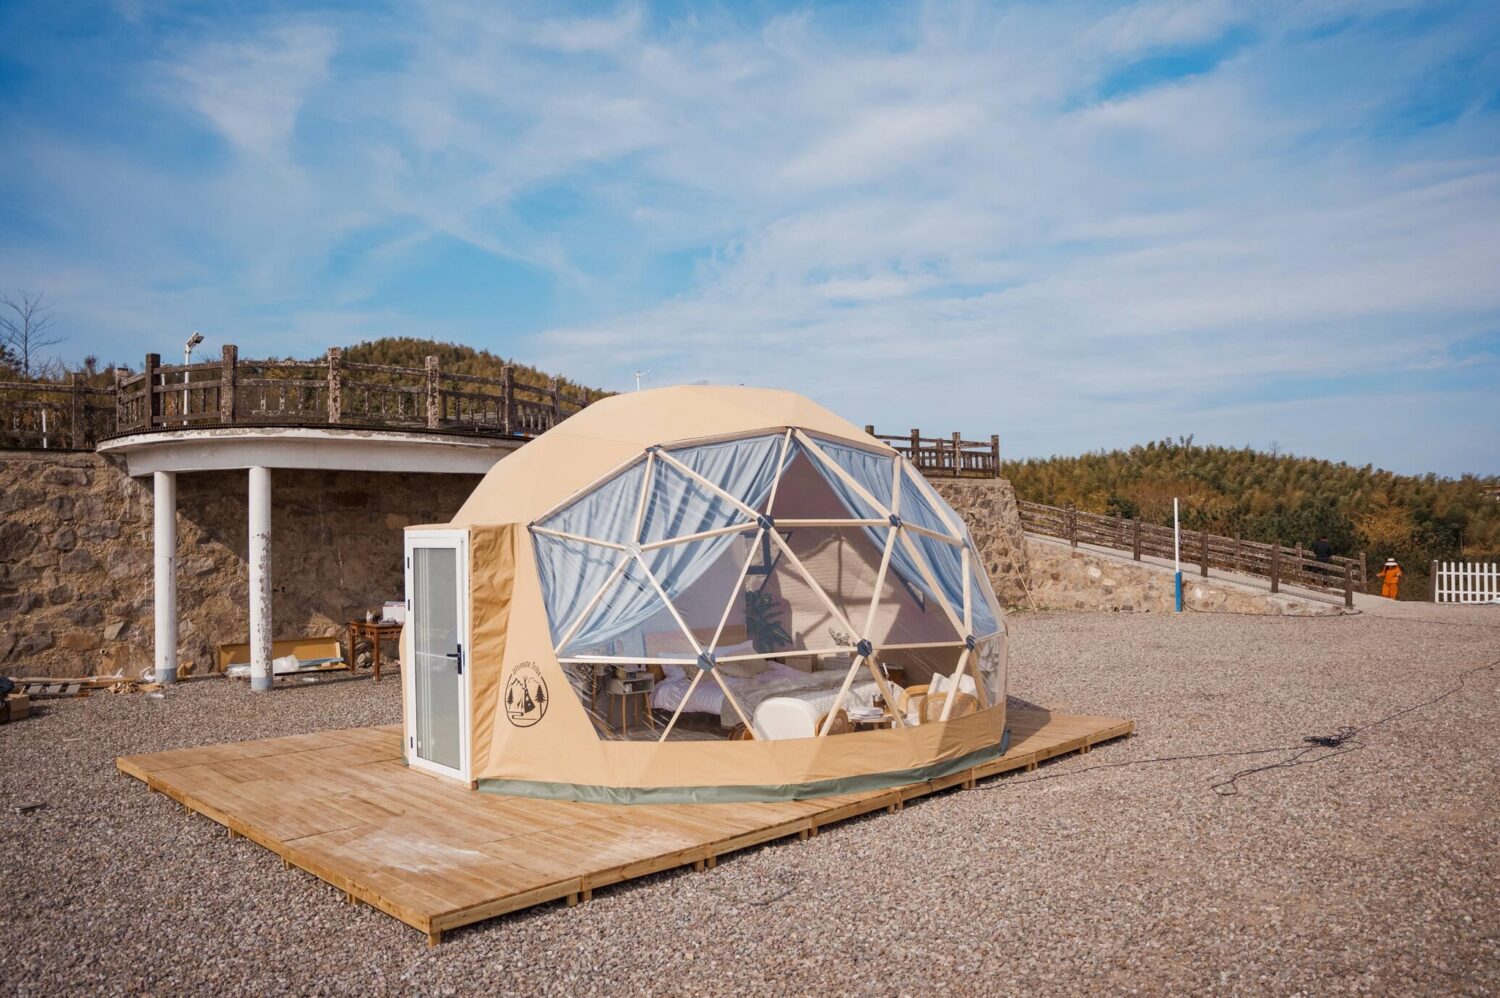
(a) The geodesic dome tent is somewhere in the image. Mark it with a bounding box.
[402,386,1008,803]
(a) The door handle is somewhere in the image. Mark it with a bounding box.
[445,644,463,674]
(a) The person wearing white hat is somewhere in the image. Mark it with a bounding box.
[1376,558,1403,599]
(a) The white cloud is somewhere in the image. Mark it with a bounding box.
[3,0,1498,474]
[165,23,336,161]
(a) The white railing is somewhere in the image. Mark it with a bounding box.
[1433,561,1500,604]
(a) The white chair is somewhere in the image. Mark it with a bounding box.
[753,697,820,740]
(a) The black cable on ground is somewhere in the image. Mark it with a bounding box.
[987,659,1500,798]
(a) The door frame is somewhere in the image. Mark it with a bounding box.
[402,528,472,783]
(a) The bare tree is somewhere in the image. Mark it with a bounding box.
[0,291,66,378]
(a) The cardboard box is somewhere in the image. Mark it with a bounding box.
[1,694,31,723]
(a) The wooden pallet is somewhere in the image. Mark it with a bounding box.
[118,708,1133,945]
[12,681,86,699]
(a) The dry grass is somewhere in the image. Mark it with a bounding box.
[2,606,1497,996]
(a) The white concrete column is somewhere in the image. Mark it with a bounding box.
[153,471,178,685]
[248,465,273,692]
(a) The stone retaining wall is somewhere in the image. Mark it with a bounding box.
[2,457,1331,680]
[1025,536,1343,615]
[929,478,1030,610]
[0,451,478,678]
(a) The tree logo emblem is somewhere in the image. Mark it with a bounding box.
[505,662,548,728]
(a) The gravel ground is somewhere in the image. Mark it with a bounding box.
[3,607,1498,996]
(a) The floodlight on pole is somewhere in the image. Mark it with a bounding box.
[184,330,204,364]
[634,369,650,392]
[182,331,205,424]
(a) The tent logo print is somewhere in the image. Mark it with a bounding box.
[505,663,548,727]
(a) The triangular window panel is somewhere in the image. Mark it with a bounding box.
[640,458,751,546]
[536,457,648,546]
[896,463,960,539]
[643,529,760,653]
[781,523,960,648]
[559,557,679,659]
[661,433,788,514]
[532,533,624,649]
[967,560,1001,637]
[794,435,895,521]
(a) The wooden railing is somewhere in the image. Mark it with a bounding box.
[1018,499,1366,606]
[100,345,596,440]
[0,377,118,450]
[866,426,1000,478]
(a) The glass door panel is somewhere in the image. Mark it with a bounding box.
[412,545,462,772]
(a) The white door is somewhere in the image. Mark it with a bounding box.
[404,531,469,780]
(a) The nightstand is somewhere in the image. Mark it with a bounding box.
[603,673,656,737]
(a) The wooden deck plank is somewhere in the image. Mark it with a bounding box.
[116,708,1131,943]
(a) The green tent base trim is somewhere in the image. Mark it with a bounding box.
[477,729,1011,805]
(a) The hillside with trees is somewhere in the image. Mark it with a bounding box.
[337,337,610,400]
[1002,438,1500,599]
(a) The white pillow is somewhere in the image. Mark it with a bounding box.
[929,673,976,695]
[719,659,770,679]
[661,664,687,681]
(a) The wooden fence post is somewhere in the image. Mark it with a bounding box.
[1132,519,1141,560]
[1430,559,1439,602]
[70,373,85,449]
[1200,530,1209,577]
[951,431,962,474]
[144,353,160,428]
[990,434,1000,477]
[1066,504,1077,548]
[910,428,920,468]
[1270,547,1280,594]
[219,345,237,424]
[425,356,440,428]
[864,424,875,437]
[549,377,561,426]
[1359,552,1367,591]
[326,347,342,424]
[1344,563,1354,609]
[502,365,516,435]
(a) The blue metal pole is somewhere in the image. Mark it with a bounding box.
[1174,571,1183,613]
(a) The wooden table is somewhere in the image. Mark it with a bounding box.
[347,620,403,682]
[850,712,897,732]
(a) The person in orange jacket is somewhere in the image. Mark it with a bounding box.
[1376,558,1402,599]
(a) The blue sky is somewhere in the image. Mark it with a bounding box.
[2,1,1498,476]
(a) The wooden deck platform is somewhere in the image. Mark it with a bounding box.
[117,708,1133,945]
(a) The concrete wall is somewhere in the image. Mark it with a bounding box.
[0,451,478,678]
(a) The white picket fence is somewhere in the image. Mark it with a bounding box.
[1432,561,1500,604]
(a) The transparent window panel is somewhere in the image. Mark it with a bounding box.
[533,533,624,648]
[782,524,959,648]
[539,458,647,546]
[872,645,958,690]
[640,459,747,544]
[661,433,787,513]
[975,632,1007,706]
[412,546,462,771]
[793,436,894,520]
[967,558,1002,637]
[768,450,862,518]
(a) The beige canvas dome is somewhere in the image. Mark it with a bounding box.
[450,385,887,527]
[404,385,1009,803]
